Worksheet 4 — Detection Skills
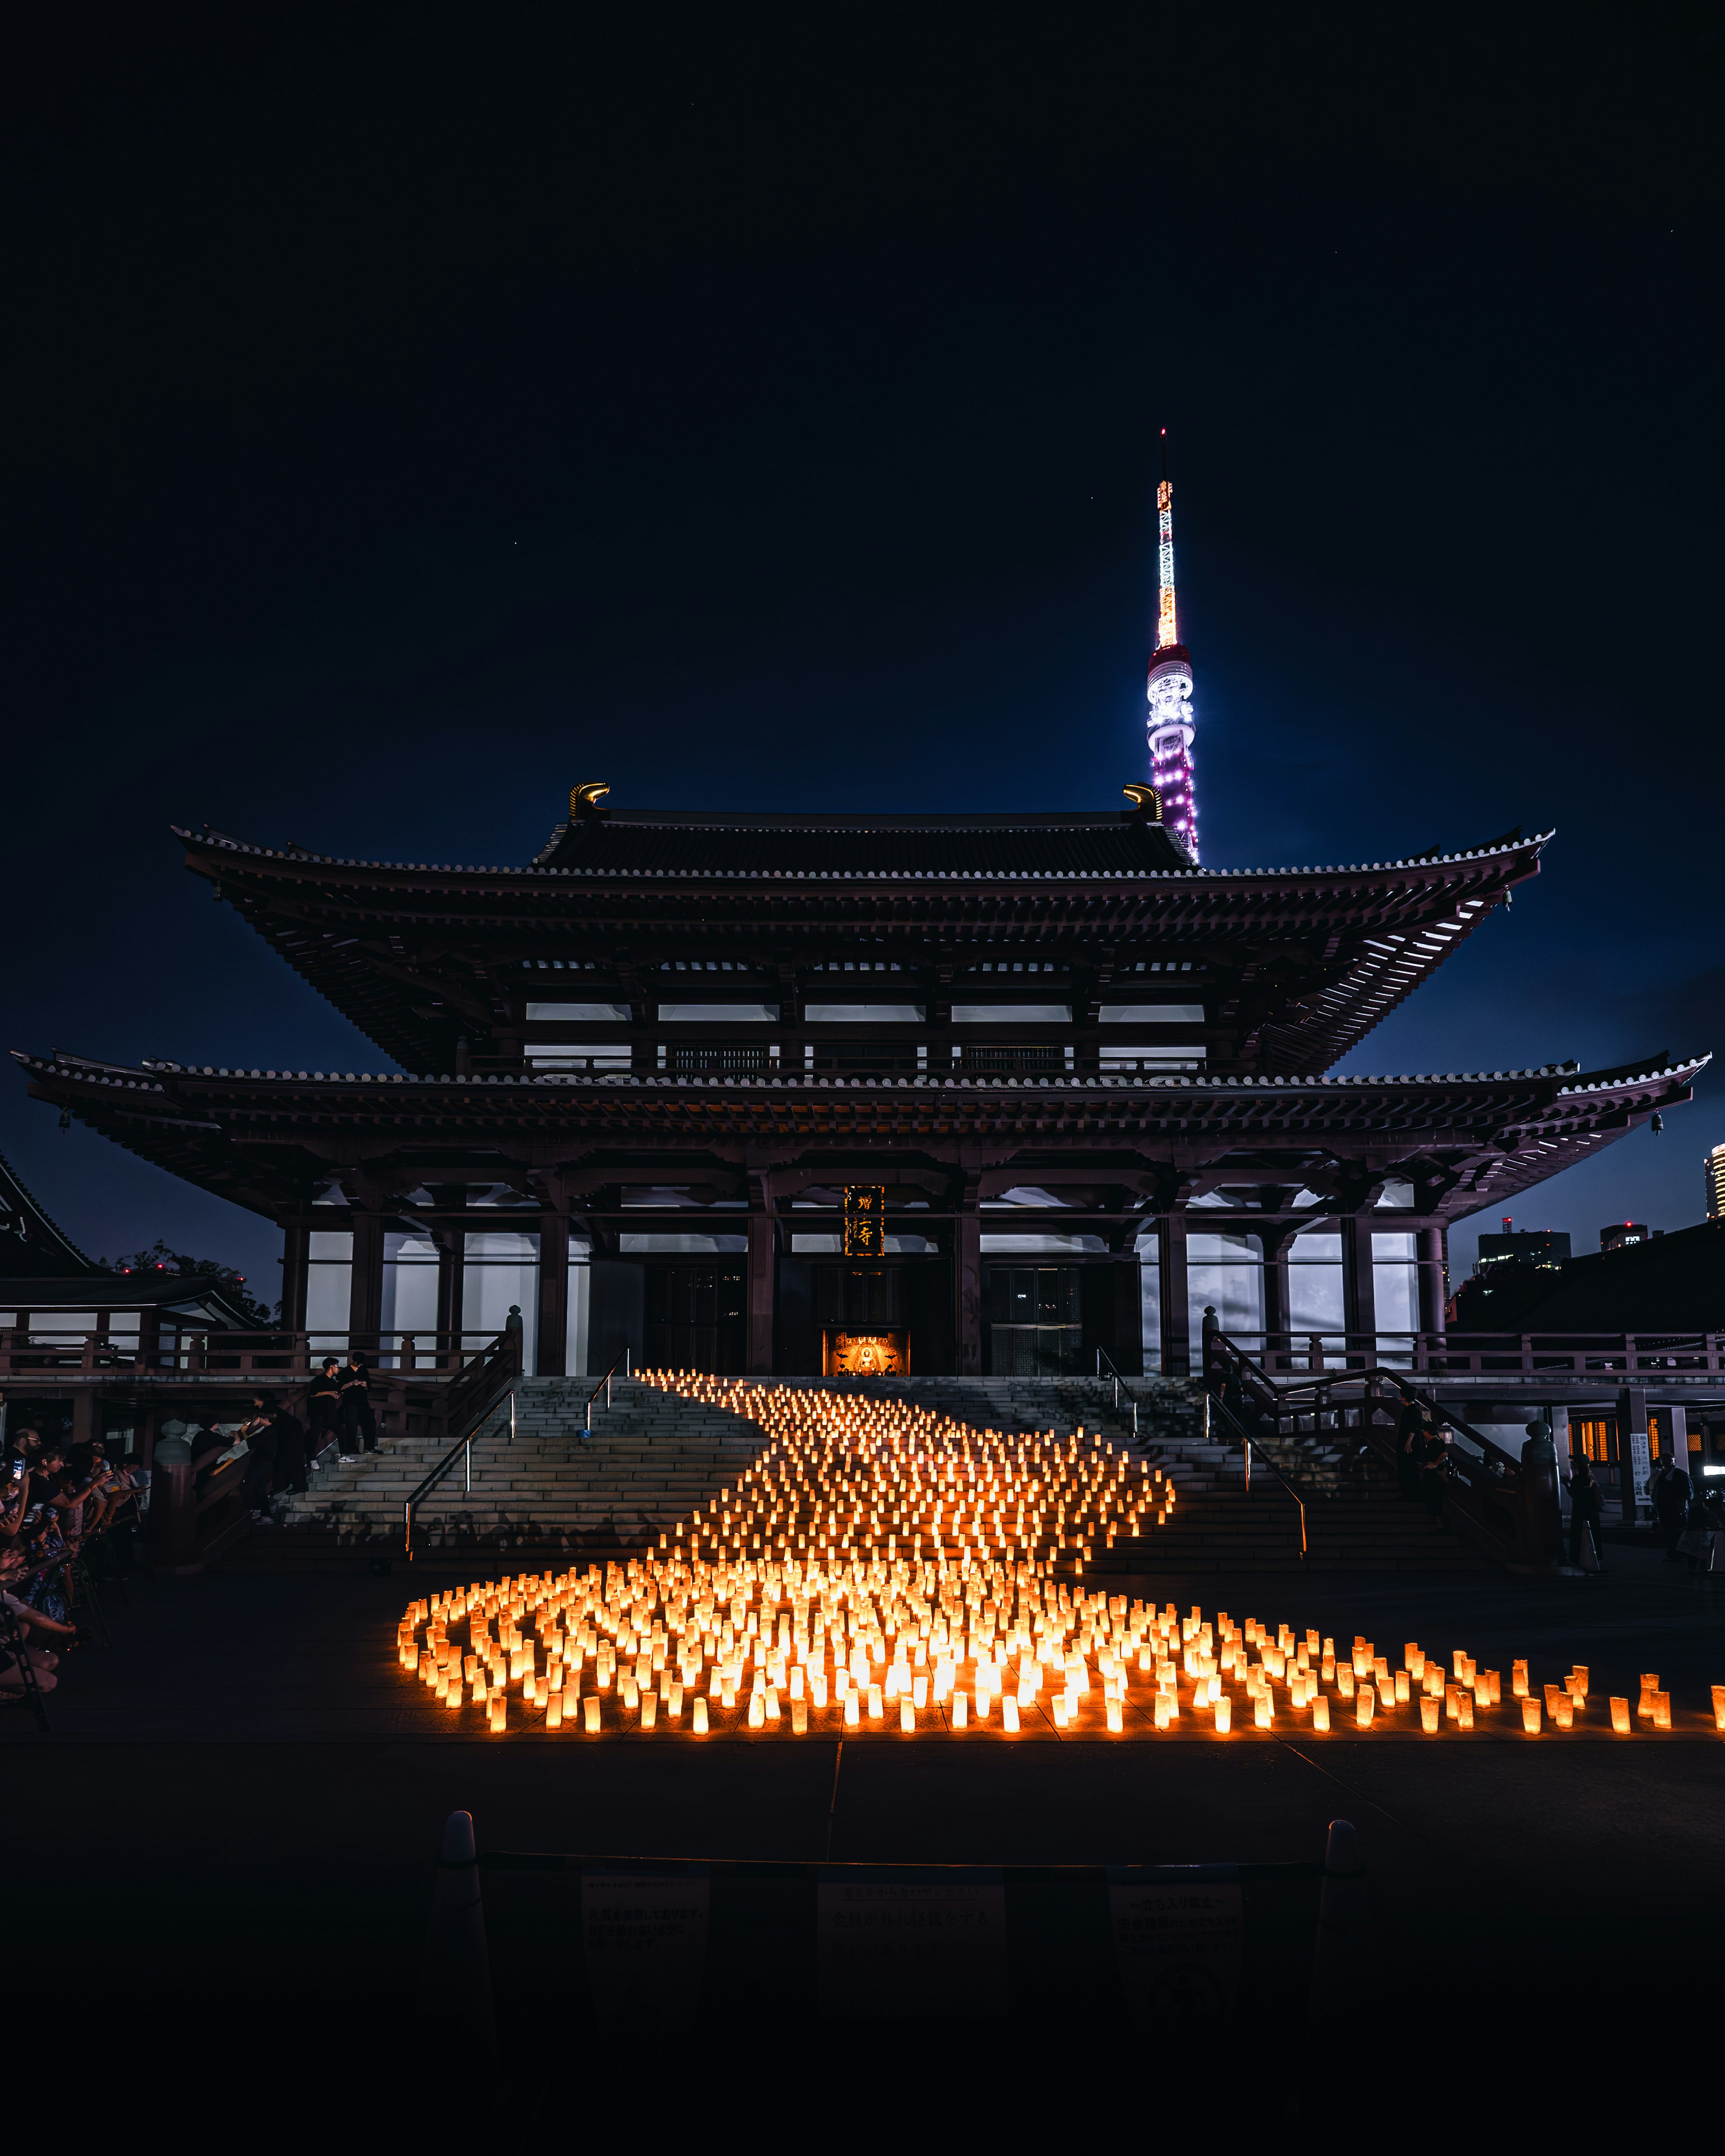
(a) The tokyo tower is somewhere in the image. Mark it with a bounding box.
[1146,429,1199,860]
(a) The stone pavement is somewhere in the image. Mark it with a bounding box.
[6,1546,1720,2133]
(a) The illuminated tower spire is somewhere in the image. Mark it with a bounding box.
[1146,428,1199,860]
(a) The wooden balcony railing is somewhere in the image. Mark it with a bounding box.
[1208,1330,1725,1378]
[0,1327,512,1378]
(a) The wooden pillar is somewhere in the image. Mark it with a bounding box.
[1110,1251,1144,1376]
[1417,1226,1448,1337]
[436,1227,466,1365]
[955,1213,983,1377]
[347,1209,385,1347]
[1158,1214,1190,1377]
[1260,1222,1296,1357]
[748,1215,776,1374]
[1342,1215,1377,1352]
[71,1389,97,1447]
[1617,1386,1650,1526]
[280,1223,310,1332]
[537,1212,569,1377]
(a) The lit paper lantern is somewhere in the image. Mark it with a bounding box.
[1521,1699,1541,1735]
[1420,1696,1439,1734]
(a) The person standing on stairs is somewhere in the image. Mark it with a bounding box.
[258,1391,309,1497]
[238,1395,279,1519]
[1396,1397,1424,1499]
[340,1352,377,1457]
[1419,1423,1451,1524]
[308,1358,343,1464]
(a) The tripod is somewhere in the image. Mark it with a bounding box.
[0,1600,51,1733]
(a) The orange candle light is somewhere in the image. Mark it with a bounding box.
[1610,1696,1631,1735]
[1420,1696,1439,1734]
[1521,1698,1541,1734]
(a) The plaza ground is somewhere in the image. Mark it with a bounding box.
[10,1545,1721,2138]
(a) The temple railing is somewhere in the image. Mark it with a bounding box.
[0,1328,521,1458]
[0,1327,511,1377]
[1208,1330,1725,1378]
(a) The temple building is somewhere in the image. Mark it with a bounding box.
[13,788,1704,1382]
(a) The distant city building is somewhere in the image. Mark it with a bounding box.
[1600,1222,1650,1252]
[1146,429,1198,862]
[1475,1225,1570,1272]
[1707,1143,1725,1219]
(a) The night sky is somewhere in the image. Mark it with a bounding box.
[6,9,1720,1300]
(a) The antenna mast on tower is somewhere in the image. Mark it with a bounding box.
[1146,429,1199,860]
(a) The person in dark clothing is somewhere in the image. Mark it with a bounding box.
[340,1353,377,1456]
[259,1392,309,1495]
[239,1393,280,1516]
[308,1359,343,1462]
[1568,1453,1606,1570]
[1395,1399,1424,1498]
[1652,1459,1692,1562]
[1420,1427,1450,1521]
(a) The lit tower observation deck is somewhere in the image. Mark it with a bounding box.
[1146,430,1199,859]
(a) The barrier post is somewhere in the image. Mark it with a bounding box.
[418,1809,498,2094]
[1308,1818,1374,2028]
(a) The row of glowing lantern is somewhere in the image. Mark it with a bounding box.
[397,1377,1725,1739]
[402,1564,1177,1737]
[639,1371,1164,1567]
[398,1564,1725,1740]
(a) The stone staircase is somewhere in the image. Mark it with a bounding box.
[273,1378,769,1552]
[259,1369,1491,1572]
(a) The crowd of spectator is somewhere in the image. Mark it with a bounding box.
[0,1355,384,1709]
[0,1425,146,1709]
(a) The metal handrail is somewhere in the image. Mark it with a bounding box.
[1265,1364,1512,1472]
[1206,1388,1309,1560]
[1093,1347,1141,1440]
[1207,1326,1545,1569]
[583,1347,633,1437]
[403,1388,515,1561]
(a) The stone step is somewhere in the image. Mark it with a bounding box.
[272,1371,1494,1572]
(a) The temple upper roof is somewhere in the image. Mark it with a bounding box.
[167,811,1551,1079]
[532,805,1199,876]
